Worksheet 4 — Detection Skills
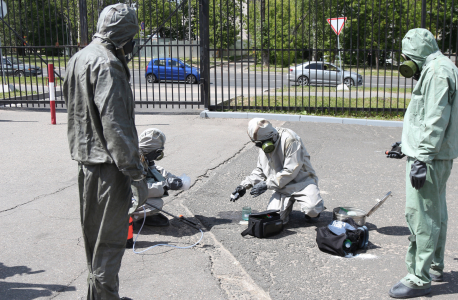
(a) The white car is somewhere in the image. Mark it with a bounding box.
[288,61,363,87]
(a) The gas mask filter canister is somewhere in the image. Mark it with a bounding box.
[399,54,419,79]
[254,140,275,153]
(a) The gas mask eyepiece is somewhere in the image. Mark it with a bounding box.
[146,148,164,162]
[123,39,136,55]
[399,54,420,80]
[253,139,275,153]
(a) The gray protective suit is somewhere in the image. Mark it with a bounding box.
[398,28,458,290]
[130,128,181,221]
[63,4,146,300]
[241,118,324,223]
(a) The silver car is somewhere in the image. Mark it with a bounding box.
[288,61,362,87]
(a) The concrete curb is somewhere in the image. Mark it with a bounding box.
[199,110,403,127]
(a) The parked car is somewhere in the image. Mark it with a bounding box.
[1,56,42,77]
[145,58,200,84]
[288,61,363,87]
[383,58,395,66]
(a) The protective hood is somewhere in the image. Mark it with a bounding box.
[93,4,138,49]
[247,118,278,141]
[402,28,440,71]
[139,128,166,154]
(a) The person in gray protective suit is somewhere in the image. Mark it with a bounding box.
[386,28,458,299]
[63,4,147,300]
[230,118,324,224]
[130,128,183,226]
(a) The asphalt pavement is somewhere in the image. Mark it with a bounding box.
[1,108,457,299]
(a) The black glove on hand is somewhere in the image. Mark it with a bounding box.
[166,178,183,190]
[387,141,406,159]
[410,160,427,190]
[230,185,246,202]
[250,181,268,197]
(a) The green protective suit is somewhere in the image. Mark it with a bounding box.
[400,28,458,289]
[63,4,147,300]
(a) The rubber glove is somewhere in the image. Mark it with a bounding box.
[165,178,183,190]
[230,185,246,202]
[410,160,427,190]
[250,181,267,197]
[387,141,406,159]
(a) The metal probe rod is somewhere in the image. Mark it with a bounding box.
[144,203,200,230]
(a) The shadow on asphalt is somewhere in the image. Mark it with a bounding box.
[132,218,201,237]
[0,120,38,122]
[195,210,268,230]
[196,214,233,230]
[430,270,458,297]
[286,210,334,229]
[0,262,76,299]
[377,225,411,236]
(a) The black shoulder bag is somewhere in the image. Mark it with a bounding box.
[241,210,283,238]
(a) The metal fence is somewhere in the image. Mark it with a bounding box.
[0,0,457,115]
[0,0,205,109]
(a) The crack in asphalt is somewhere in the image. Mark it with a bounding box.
[171,143,272,300]
[0,183,76,214]
[173,141,252,199]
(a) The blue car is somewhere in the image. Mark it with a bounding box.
[145,58,200,84]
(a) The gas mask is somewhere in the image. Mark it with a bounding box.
[399,54,420,81]
[253,139,275,153]
[122,39,136,55]
[145,148,164,163]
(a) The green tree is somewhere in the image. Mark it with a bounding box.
[341,0,458,68]
[247,0,326,67]
[140,0,245,57]
[137,0,185,39]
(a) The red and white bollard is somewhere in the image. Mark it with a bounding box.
[48,64,56,125]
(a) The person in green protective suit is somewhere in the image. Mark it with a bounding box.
[63,4,148,300]
[387,28,458,298]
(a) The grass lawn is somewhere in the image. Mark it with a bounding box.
[0,90,37,98]
[1,75,63,86]
[217,95,408,120]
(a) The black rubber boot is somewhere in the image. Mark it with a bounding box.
[388,281,431,298]
[430,273,444,282]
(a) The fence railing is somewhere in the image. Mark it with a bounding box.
[0,0,456,115]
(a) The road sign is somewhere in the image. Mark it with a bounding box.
[141,21,145,31]
[326,17,347,36]
[0,1,7,19]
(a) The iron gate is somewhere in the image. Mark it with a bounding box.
[207,0,458,114]
[1,0,457,115]
[0,0,208,109]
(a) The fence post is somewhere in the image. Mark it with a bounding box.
[79,0,88,47]
[199,0,210,109]
[48,64,56,125]
[421,0,427,28]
